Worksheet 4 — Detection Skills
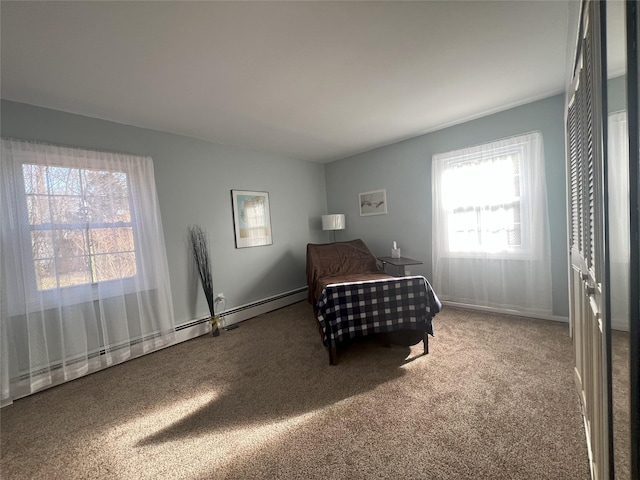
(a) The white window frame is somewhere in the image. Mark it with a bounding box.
[8,146,148,310]
[433,132,541,260]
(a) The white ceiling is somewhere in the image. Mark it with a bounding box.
[1,1,571,163]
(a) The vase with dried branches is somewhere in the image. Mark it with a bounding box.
[188,225,220,336]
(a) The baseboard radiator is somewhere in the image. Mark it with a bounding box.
[173,286,308,343]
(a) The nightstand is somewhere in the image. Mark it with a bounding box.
[377,256,423,277]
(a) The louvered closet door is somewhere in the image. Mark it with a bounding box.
[567,2,611,479]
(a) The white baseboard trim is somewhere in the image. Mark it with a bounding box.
[173,286,308,344]
[443,301,569,323]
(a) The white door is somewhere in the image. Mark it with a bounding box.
[566,2,611,478]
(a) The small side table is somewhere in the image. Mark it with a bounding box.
[377,256,423,277]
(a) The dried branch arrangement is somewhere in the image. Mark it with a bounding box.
[188,225,219,336]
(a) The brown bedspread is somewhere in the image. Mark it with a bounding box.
[306,239,393,305]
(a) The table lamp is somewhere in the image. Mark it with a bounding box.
[322,214,345,243]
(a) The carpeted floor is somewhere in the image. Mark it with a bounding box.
[0,302,590,479]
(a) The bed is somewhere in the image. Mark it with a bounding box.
[306,239,441,364]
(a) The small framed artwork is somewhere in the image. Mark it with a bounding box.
[359,189,387,216]
[231,190,273,248]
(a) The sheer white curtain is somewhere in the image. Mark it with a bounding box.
[608,111,629,331]
[432,132,553,316]
[1,139,175,405]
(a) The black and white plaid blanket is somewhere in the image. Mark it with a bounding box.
[316,276,441,348]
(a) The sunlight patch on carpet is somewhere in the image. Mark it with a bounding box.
[99,395,319,479]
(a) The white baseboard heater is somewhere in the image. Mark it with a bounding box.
[174,286,308,343]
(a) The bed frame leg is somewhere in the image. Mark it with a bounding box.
[423,333,429,355]
[329,345,338,365]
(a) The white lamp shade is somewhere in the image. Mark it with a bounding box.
[322,214,346,231]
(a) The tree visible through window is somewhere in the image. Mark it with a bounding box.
[23,163,136,290]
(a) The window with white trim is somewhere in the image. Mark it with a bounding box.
[1,138,173,314]
[433,132,543,258]
[22,163,137,290]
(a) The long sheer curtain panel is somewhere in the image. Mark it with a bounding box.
[432,132,553,316]
[608,111,630,331]
[1,139,175,406]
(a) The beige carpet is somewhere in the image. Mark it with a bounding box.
[0,302,589,479]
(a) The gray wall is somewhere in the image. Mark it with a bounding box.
[325,94,569,317]
[1,100,328,325]
[3,94,570,320]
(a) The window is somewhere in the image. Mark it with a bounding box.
[431,131,552,315]
[433,132,542,258]
[1,138,175,314]
[23,163,136,290]
[2,138,176,404]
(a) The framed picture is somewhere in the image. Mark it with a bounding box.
[359,189,387,216]
[231,190,273,248]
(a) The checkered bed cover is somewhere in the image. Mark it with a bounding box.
[316,276,441,348]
